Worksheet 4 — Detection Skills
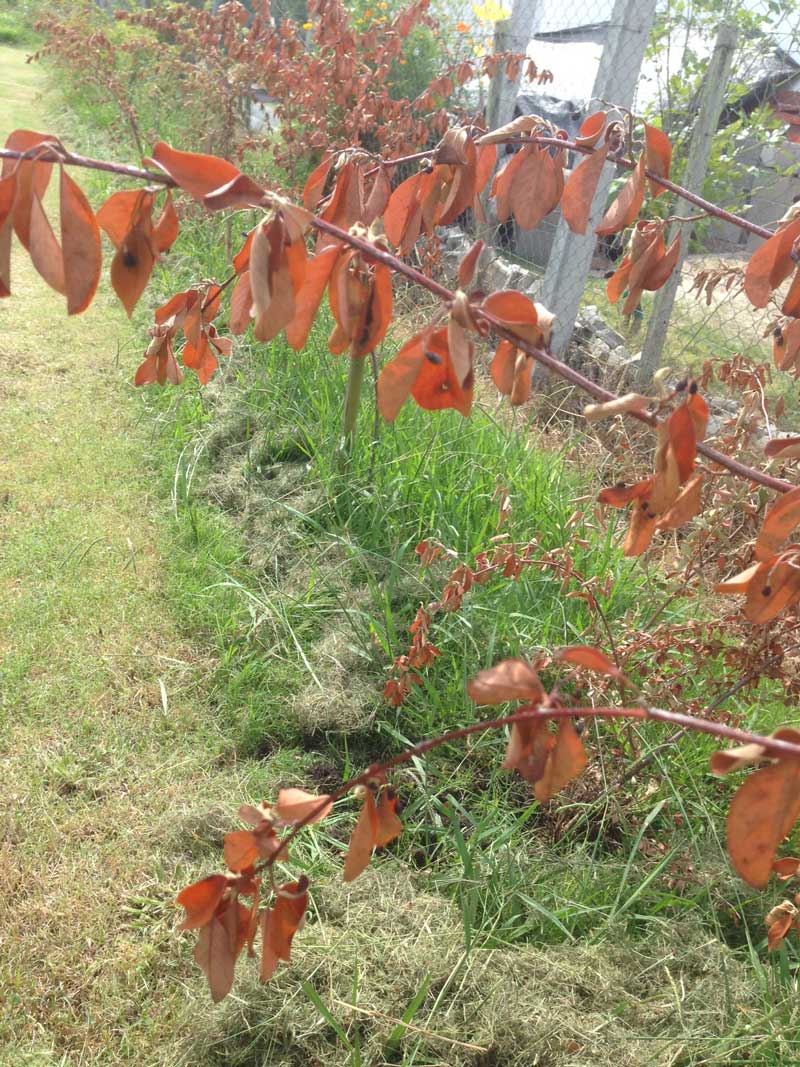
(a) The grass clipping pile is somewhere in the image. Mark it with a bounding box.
[197,871,756,1067]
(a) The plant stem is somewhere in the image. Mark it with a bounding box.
[341,350,366,451]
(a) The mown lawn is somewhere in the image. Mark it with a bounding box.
[1,30,799,1067]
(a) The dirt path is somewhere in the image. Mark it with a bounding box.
[0,46,229,1066]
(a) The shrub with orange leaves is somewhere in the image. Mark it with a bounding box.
[6,46,800,1004]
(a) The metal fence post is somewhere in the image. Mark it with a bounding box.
[538,0,658,358]
[637,23,739,386]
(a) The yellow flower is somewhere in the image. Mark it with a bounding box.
[364,7,372,15]
[472,0,511,22]
[456,21,470,32]
[302,20,312,28]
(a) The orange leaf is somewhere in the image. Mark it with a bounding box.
[458,238,484,289]
[667,404,697,483]
[468,658,544,705]
[508,144,564,231]
[623,500,657,557]
[28,192,65,296]
[260,877,309,981]
[727,759,800,888]
[755,486,800,561]
[554,645,626,680]
[773,857,800,879]
[377,329,426,422]
[2,129,60,249]
[534,718,588,802]
[643,124,672,198]
[60,168,101,316]
[303,154,334,212]
[229,269,253,335]
[744,551,800,624]
[203,173,265,212]
[656,473,704,530]
[598,478,653,508]
[176,873,228,930]
[561,144,608,235]
[744,218,800,309]
[0,171,16,297]
[375,788,403,847]
[223,830,260,873]
[343,790,379,882]
[154,190,179,252]
[596,154,645,236]
[274,788,333,825]
[576,111,608,147]
[110,222,156,317]
[715,561,764,595]
[766,901,797,951]
[410,327,473,416]
[765,436,800,460]
[502,717,552,784]
[147,141,240,201]
[96,189,153,249]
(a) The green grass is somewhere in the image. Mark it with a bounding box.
[2,29,800,1067]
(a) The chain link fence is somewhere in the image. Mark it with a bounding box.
[443,0,800,397]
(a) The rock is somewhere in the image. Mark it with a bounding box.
[578,305,626,350]
[483,255,525,294]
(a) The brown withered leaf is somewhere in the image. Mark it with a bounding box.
[657,473,704,530]
[0,171,16,296]
[596,154,645,237]
[59,168,101,315]
[744,551,800,624]
[507,144,565,231]
[534,718,588,802]
[502,716,552,783]
[561,143,609,235]
[727,758,800,888]
[773,857,800,879]
[260,877,309,982]
[28,192,66,296]
[710,728,800,777]
[176,873,229,930]
[194,913,236,1002]
[491,339,533,405]
[343,789,379,882]
[274,788,333,825]
[410,327,473,416]
[765,436,800,461]
[147,141,240,201]
[2,129,61,249]
[744,217,800,309]
[754,486,800,561]
[765,900,797,951]
[584,393,651,422]
[643,124,672,199]
[374,788,403,847]
[554,645,627,681]
[468,658,544,705]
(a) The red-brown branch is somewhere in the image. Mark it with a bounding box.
[268,700,800,865]
[1,143,792,494]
